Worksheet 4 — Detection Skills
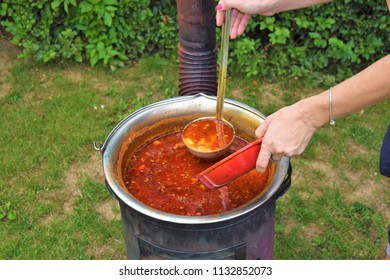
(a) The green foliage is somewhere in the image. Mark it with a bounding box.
[1,0,389,84]
[0,0,177,69]
[0,202,17,221]
[230,0,389,85]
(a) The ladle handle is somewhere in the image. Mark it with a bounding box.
[216,9,232,121]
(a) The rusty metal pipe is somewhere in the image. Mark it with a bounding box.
[176,0,217,96]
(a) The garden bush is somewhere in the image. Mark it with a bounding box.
[1,0,389,83]
[0,0,177,70]
[230,0,390,85]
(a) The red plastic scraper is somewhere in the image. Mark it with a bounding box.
[197,138,263,189]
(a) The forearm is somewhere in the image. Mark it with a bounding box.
[271,0,333,14]
[217,0,332,16]
[301,54,390,128]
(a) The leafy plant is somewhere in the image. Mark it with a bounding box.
[0,202,16,221]
[230,0,389,85]
[0,0,177,69]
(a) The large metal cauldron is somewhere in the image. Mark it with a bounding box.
[96,93,291,260]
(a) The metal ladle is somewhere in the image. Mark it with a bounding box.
[182,9,235,160]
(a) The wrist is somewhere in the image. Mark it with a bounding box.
[297,92,330,129]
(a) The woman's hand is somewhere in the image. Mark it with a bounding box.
[254,100,319,172]
[216,0,279,39]
[216,0,332,39]
[216,9,251,39]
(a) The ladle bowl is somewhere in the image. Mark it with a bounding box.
[181,116,235,160]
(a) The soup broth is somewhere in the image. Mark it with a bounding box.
[124,132,270,216]
[182,119,234,152]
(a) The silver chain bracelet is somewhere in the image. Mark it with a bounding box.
[329,87,336,126]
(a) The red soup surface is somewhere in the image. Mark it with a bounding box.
[124,132,270,216]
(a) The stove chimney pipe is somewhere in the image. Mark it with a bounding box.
[176,0,218,96]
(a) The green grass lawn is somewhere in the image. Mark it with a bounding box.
[0,40,389,259]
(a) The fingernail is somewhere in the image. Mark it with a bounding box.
[216,3,222,10]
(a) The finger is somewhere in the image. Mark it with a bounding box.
[216,1,225,26]
[216,10,224,26]
[256,143,272,173]
[216,0,229,11]
[255,119,269,139]
[237,14,251,36]
[230,9,243,39]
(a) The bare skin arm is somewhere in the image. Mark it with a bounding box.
[255,54,390,172]
[216,0,332,39]
[215,0,390,172]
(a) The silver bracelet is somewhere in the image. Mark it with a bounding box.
[329,87,336,126]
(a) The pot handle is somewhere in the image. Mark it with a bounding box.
[276,163,292,199]
[93,141,104,153]
[105,179,118,199]
[94,143,116,198]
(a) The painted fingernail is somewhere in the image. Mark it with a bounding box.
[216,3,222,10]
